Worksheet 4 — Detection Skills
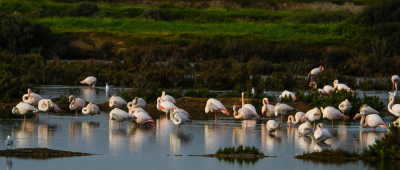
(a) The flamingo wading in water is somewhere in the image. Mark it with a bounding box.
[69,95,86,119]
[170,108,192,130]
[157,97,177,117]
[12,102,39,121]
[274,103,296,124]
[298,118,312,136]
[262,98,275,120]
[129,108,155,128]
[109,108,137,129]
[109,95,127,108]
[314,123,332,143]
[233,105,260,127]
[127,97,148,109]
[82,102,100,121]
[320,106,349,130]
[266,120,281,134]
[302,107,321,130]
[81,76,97,88]
[38,99,63,121]
[388,96,400,117]
[339,99,352,114]
[205,98,230,123]
[353,113,387,132]
[22,88,43,110]
[287,112,305,127]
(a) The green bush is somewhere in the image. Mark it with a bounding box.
[357,0,400,26]
[25,8,57,19]
[92,10,116,18]
[66,2,99,17]
[363,124,400,160]
[216,145,264,156]
[139,9,170,21]
[286,11,351,24]
[184,88,214,98]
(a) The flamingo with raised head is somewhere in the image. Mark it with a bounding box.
[308,66,324,79]
[302,107,321,130]
[298,118,312,136]
[38,99,63,121]
[266,120,281,134]
[262,98,275,119]
[388,96,400,117]
[333,80,355,93]
[109,108,137,129]
[22,88,43,107]
[309,82,328,96]
[314,123,332,142]
[81,76,97,88]
[359,104,380,116]
[12,102,39,121]
[170,108,192,130]
[157,97,177,117]
[205,98,230,123]
[353,113,387,132]
[5,135,13,149]
[321,106,349,130]
[233,105,260,127]
[82,102,100,121]
[161,91,176,104]
[287,112,305,127]
[339,99,352,114]
[392,75,399,93]
[109,95,127,108]
[241,92,258,115]
[69,95,86,119]
[279,90,296,101]
[274,103,296,124]
[323,85,334,94]
[127,97,148,109]
[129,108,155,128]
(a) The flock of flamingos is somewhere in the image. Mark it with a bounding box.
[5,66,400,148]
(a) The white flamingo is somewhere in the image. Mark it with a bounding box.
[359,104,380,116]
[22,88,43,107]
[170,108,192,130]
[261,98,275,119]
[12,102,39,121]
[333,80,355,93]
[205,98,230,123]
[233,105,260,127]
[353,113,387,132]
[388,96,400,117]
[82,102,100,121]
[308,66,324,79]
[309,82,328,96]
[302,107,321,130]
[129,108,155,128]
[266,120,281,134]
[298,118,312,136]
[5,135,13,149]
[109,108,136,129]
[320,106,349,130]
[287,112,305,127]
[274,103,296,124]
[69,95,86,119]
[241,92,258,115]
[38,99,63,121]
[314,123,332,142]
[161,91,176,104]
[279,90,296,101]
[157,97,177,117]
[338,99,352,114]
[323,85,334,94]
[127,97,148,109]
[80,76,97,88]
[392,75,399,93]
[109,95,127,108]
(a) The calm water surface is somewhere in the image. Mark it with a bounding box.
[1,86,399,170]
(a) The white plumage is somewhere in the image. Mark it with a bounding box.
[388,96,400,117]
[38,99,62,113]
[298,118,312,136]
[279,90,296,101]
[5,135,13,148]
[338,99,352,114]
[80,76,97,87]
[12,102,39,116]
[157,97,177,116]
[308,66,324,77]
[314,123,332,142]
[110,108,137,129]
[109,95,127,108]
[359,104,380,116]
[171,108,192,126]
[161,91,176,104]
[287,112,305,127]
[353,113,387,130]
[22,88,43,106]
[82,102,100,120]
[127,97,148,109]
[274,103,296,117]
[205,98,230,123]
[261,98,275,119]
[266,120,281,132]
[333,80,354,93]
[69,95,86,119]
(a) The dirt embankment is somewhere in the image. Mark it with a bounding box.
[0,148,95,158]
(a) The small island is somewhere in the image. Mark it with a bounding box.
[0,148,95,158]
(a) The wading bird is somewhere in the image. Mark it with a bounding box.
[321,106,349,130]
[22,88,43,107]
[109,95,127,108]
[69,95,86,119]
[262,98,275,119]
[314,123,332,143]
[205,98,230,123]
[81,76,97,88]
[12,102,39,121]
[353,113,387,132]
[82,102,100,121]
[109,108,136,129]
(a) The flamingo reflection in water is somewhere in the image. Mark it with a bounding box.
[82,121,100,144]
[169,132,194,155]
[127,124,155,152]
[204,124,230,154]
[232,120,257,146]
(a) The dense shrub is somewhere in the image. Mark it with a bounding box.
[25,8,57,19]
[357,0,400,26]
[287,11,351,24]
[66,2,99,17]
[140,9,170,21]
[363,124,400,160]
[92,10,116,18]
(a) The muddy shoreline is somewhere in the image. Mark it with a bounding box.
[0,148,95,158]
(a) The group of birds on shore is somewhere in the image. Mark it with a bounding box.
[5,67,400,148]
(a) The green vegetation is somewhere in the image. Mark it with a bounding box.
[294,148,361,161]
[216,145,264,156]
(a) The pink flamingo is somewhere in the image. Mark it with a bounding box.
[353,113,387,132]
[233,105,260,127]
[261,98,275,119]
[38,99,63,122]
[80,76,97,88]
[157,97,177,117]
[82,102,100,121]
[205,98,230,123]
[320,106,349,130]
[69,95,86,120]
[22,88,42,118]
[392,75,399,93]
[109,108,136,129]
[109,95,127,108]
[308,66,324,80]
[161,91,176,104]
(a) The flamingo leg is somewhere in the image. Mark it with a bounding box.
[214,111,217,123]
[332,120,334,131]
[269,117,271,120]
[36,113,38,120]
[281,115,283,124]
[47,113,49,124]
[373,127,375,132]
[90,115,92,121]
[118,122,120,129]
[313,122,315,131]
[76,110,78,119]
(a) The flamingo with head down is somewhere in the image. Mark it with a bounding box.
[109,108,137,129]
[302,107,321,130]
[323,85,334,94]
[353,113,387,132]
[262,98,275,119]
[129,108,155,128]
[308,66,324,79]
[82,102,100,121]
[287,112,305,127]
[69,95,86,119]
[109,95,127,108]
[274,103,296,124]
[333,80,355,93]
[81,76,97,88]
[205,98,230,123]
[320,106,349,130]
[279,90,296,101]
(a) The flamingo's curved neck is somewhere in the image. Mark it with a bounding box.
[241,93,244,108]
[262,99,267,106]
[272,122,280,129]
[388,99,394,114]
[288,115,294,124]
[360,115,368,128]
[233,107,241,119]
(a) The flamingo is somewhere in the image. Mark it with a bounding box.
[320,106,349,130]
[314,123,332,142]
[129,108,155,128]
[359,104,380,116]
[353,113,387,132]
[388,96,400,117]
[127,97,148,109]
[323,85,334,94]
[22,88,43,108]
[69,95,86,119]
[205,98,230,123]
[82,102,100,121]
[5,135,13,149]
[233,105,260,127]
[109,108,137,129]
[109,95,127,108]
[12,102,39,121]
[302,107,321,130]
[339,99,352,114]
[279,90,296,101]
[161,91,176,104]
[241,92,258,115]
[333,80,355,93]
[274,103,296,124]
[266,120,281,134]
[106,83,113,91]
[308,66,324,80]
[392,75,399,93]
[38,99,63,121]
[298,118,312,136]
[170,108,192,130]
[261,98,275,119]
[309,82,328,96]
[287,112,305,127]
[80,76,97,88]
[157,97,177,117]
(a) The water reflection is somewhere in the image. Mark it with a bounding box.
[13,120,37,148]
[109,127,127,156]
[204,124,230,154]
[232,120,257,146]
[217,157,261,166]
[356,130,386,149]
[82,122,100,144]
[156,116,174,144]
[169,132,194,155]
[81,87,96,103]
[68,121,82,146]
[38,124,56,148]
[6,158,12,170]
[128,123,155,153]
